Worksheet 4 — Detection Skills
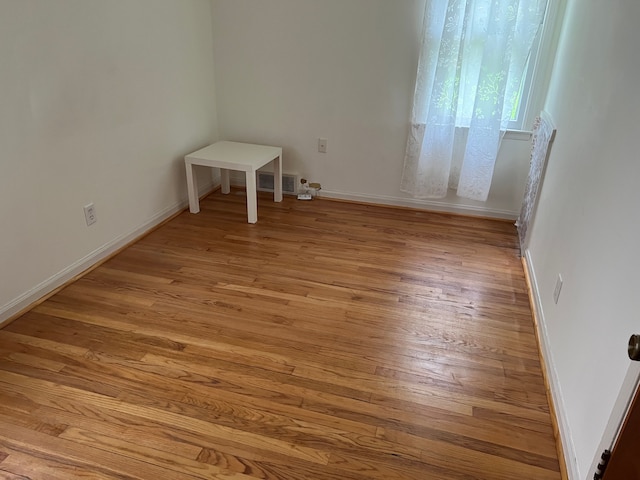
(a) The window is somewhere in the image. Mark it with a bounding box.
[401,0,557,201]
[508,21,543,130]
[509,1,558,131]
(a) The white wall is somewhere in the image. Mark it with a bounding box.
[210,0,532,219]
[526,0,640,478]
[0,0,218,322]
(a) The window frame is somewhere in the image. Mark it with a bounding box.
[510,0,567,132]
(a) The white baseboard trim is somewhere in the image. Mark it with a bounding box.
[320,190,519,220]
[228,172,517,220]
[523,248,579,480]
[0,182,217,326]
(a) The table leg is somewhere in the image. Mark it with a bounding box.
[273,154,283,203]
[185,160,200,214]
[220,169,230,194]
[245,170,258,224]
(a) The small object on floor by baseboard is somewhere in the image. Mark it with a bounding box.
[297,193,312,201]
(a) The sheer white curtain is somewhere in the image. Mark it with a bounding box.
[401,0,546,201]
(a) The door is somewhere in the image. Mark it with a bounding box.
[601,335,640,479]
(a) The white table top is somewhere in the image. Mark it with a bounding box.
[185,141,282,171]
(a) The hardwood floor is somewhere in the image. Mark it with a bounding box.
[0,189,560,479]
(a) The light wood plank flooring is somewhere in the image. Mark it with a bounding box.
[0,189,560,479]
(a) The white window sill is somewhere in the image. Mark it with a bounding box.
[504,129,532,141]
[413,123,533,142]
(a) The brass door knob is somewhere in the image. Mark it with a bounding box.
[628,334,640,361]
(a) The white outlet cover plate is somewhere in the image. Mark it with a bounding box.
[84,203,97,226]
[553,274,563,304]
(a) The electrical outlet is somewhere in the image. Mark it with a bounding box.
[83,203,97,226]
[553,274,563,304]
[318,138,327,153]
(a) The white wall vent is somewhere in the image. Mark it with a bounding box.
[257,171,299,195]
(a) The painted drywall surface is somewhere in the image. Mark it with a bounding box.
[210,0,532,218]
[0,0,218,317]
[527,0,640,477]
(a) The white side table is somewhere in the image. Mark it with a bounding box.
[184,141,282,223]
